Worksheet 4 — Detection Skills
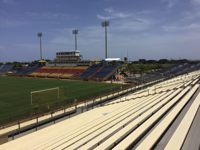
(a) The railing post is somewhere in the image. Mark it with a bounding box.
[74,99,77,110]
[85,100,88,111]
[12,132,14,140]
[92,98,95,109]
[51,112,55,124]
[18,121,20,133]
[36,117,38,131]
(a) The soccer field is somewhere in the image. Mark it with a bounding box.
[0,76,121,125]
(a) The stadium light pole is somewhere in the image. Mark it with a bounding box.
[101,20,109,59]
[37,32,43,60]
[72,29,78,51]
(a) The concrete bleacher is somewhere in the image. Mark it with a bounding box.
[0,70,200,150]
[112,86,191,150]
[135,84,199,150]
[164,91,200,150]
[132,63,200,84]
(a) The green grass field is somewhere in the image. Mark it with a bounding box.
[0,76,121,125]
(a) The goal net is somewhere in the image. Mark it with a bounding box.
[31,87,60,106]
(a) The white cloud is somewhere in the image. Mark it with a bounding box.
[97,8,131,20]
[104,8,114,13]
[97,14,110,20]
[0,45,5,51]
[26,12,71,20]
[51,36,71,45]
[180,8,200,25]
[0,17,29,28]
[0,0,15,4]
[137,10,154,15]
[162,25,182,32]
[161,0,179,8]
[191,0,200,5]
[162,22,200,32]
[188,23,200,29]
[111,18,153,33]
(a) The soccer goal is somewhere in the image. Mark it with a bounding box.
[30,87,60,105]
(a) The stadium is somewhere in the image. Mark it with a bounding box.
[1,1,200,150]
[1,62,200,149]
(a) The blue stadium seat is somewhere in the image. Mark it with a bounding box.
[0,64,13,74]
[95,65,117,79]
[16,65,40,75]
[80,64,102,78]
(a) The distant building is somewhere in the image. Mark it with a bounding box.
[104,58,121,62]
[47,50,91,66]
[55,50,82,64]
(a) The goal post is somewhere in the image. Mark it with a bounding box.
[30,87,60,105]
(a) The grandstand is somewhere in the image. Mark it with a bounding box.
[15,65,40,76]
[126,63,200,84]
[80,63,103,79]
[1,70,200,149]
[95,65,118,81]
[30,66,88,79]
[0,60,120,81]
[159,63,200,77]
[0,64,13,74]
[81,61,120,81]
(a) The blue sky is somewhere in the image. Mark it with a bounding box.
[0,0,200,62]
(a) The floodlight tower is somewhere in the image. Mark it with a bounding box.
[72,29,79,51]
[101,20,109,59]
[37,32,43,60]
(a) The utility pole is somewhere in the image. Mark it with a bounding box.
[101,20,109,59]
[72,29,79,51]
[37,32,43,60]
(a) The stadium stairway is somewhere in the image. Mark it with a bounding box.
[80,64,104,80]
[94,65,118,81]
[103,66,118,81]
